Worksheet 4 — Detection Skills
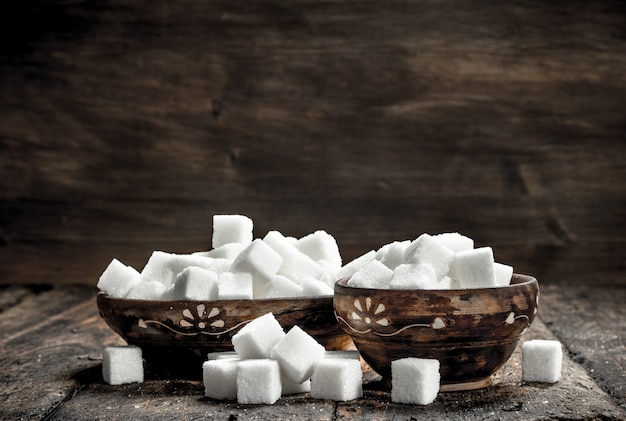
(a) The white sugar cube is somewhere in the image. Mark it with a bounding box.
[207,351,240,361]
[217,272,253,300]
[281,377,311,395]
[102,345,144,385]
[171,267,219,301]
[125,279,167,300]
[310,359,363,401]
[434,276,462,289]
[376,240,411,270]
[522,340,562,383]
[237,359,282,404]
[263,231,324,282]
[433,232,474,252]
[389,263,438,289]
[271,325,326,383]
[391,357,440,405]
[140,251,222,287]
[257,275,304,299]
[403,234,456,280]
[295,230,342,267]
[203,359,239,400]
[454,247,498,288]
[297,276,334,297]
[230,239,283,297]
[232,312,285,359]
[97,258,141,298]
[212,214,254,249]
[205,243,246,260]
[335,250,376,282]
[347,259,393,289]
[494,262,513,286]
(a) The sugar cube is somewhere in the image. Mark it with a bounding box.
[391,357,440,405]
[217,271,253,300]
[347,259,393,289]
[230,239,283,297]
[125,279,167,300]
[433,232,474,252]
[263,231,324,282]
[171,266,219,301]
[205,242,246,260]
[237,359,282,404]
[97,258,141,298]
[494,262,513,286]
[335,250,376,282]
[281,377,311,395]
[522,340,562,383]
[207,351,240,361]
[377,240,411,270]
[454,247,498,288]
[297,276,334,297]
[295,230,342,267]
[323,350,361,360]
[203,359,239,400]
[257,275,304,299]
[403,233,456,280]
[271,325,326,383]
[102,345,144,385]
[310,359,363,401]
[232,312,285,359]
[212,214,254,249]
[389,263,438,289]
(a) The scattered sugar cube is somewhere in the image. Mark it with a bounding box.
[232,312,286,359]
[125,279,167,300]
[347,259,393,289]
[297,276,334,297]
[258,275,304,299]
[212,214,254,249]
[171,267,219,301]
[335,250,376,282]
[217,272,253,300]
[97,258,141,298]
[310,359,363,401]
[403,233,456,280]
[281,377,311,395]
[295,230,342,268]
[230,239,283,297]
[271,325,326,383]
[454,247,498,288]
[522,340,563,383]
[389,263,438,289]
[207,351,240,361]
[263,231,324,282]
[391,357,440,405]
[203,359,239,400]
[237,359,282,404]
[377,240,411,270]
[494,262,513,286]
[102,345,144,385]
[433,232,474,253]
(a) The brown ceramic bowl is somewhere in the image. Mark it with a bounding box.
[334,273,539,391]
[97,294,352,375]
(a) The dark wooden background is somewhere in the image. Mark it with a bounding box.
[1,0,625,286]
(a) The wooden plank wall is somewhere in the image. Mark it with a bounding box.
[1,0,625,286]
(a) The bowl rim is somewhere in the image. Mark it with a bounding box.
[334,272,537,293]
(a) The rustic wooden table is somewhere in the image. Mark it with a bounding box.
[1,284,624,420]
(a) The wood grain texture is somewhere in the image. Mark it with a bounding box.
[1,0,625,285]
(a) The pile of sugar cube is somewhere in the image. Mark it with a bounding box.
[97,214,343,300]
[346,232,514,289]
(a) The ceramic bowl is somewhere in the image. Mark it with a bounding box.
[333,273,539,391]
[97,294,352,374]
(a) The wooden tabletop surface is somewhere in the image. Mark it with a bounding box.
[1,283,624,420]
